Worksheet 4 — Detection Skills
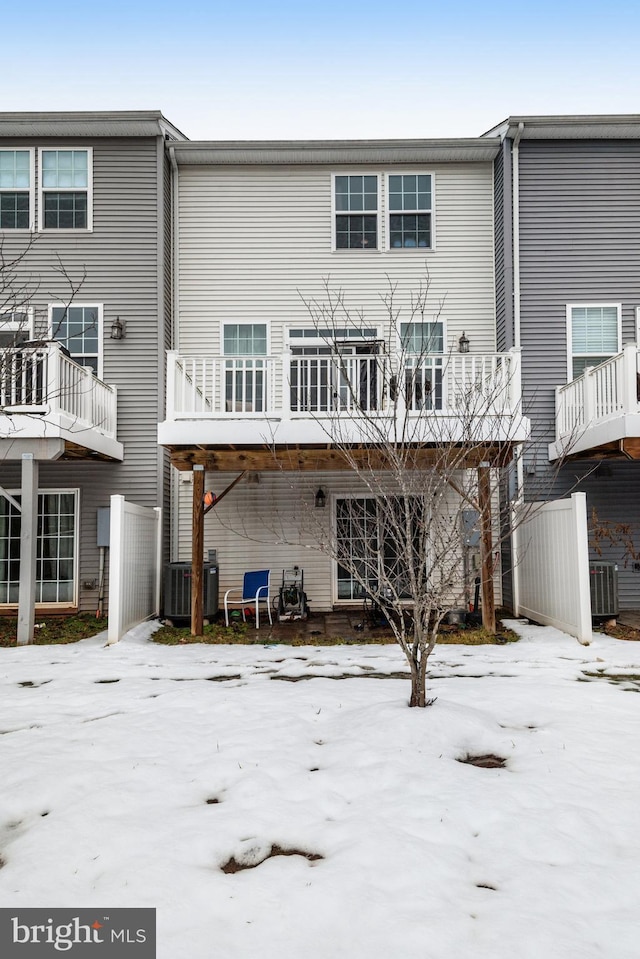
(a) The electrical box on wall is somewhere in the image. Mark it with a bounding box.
[96,507,111,547]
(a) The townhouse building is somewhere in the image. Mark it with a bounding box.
[0,111,184,636]
[158,137,527,612]
[491,115,640,611]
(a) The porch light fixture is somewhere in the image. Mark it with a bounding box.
[458,331,470,354]
[110,316,125,340]
[315,488,326,509]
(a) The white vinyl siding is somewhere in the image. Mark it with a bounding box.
[567,304,621,379]
[176,162,497,358]
[172,470,502,611]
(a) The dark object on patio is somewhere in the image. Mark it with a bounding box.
[443,608,468,626]
[277,566,308,621]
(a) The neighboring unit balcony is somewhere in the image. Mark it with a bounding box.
[0,342,123,460]
[159,348,528,449]
[551,343,640,461]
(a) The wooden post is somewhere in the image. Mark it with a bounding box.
[191,465,205,637]
[478,463,496,634]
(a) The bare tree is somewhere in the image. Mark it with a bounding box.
[250,274,527,707]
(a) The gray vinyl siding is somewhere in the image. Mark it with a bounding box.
[522,461,640,611]
[517,139,640,480]
[0,135,166,613]
[494,140,513,352]
[515,138,640,609]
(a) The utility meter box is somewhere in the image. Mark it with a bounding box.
[96,507,111,547]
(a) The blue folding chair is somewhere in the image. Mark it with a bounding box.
[223,570,272,629]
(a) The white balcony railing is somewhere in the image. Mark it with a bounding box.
[0,342,118,439]
[166,348,522,422]
[555,344,639,439]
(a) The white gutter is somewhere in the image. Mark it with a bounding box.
[509,123,526,506]
[512,122,524,350]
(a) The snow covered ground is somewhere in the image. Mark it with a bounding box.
[0,620,639,958]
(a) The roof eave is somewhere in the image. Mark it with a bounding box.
[169,137,501,165]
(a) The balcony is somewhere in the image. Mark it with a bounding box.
[0,342,123,460]
[159,348,527,453]
[551,343,640,461]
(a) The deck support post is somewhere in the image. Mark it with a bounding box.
[191,465,205,637]
[478,462,496,635]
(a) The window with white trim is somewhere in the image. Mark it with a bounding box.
[336,495,426,600]
[400,321,444,410]
[334,175,378,250]
[0,310,32,347]
[50,304,102,374]
[0,490,78,605]
[388,174,432,249]
[223,323,268,412]
[0,149,32,229]
[39,149,92,230]
[568,304,621,379]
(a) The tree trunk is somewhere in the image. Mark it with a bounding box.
[409,655,428,707]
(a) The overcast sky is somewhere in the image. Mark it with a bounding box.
[6,0,640,140]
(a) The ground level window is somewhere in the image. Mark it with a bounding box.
[0,491,77,604]
[336,496,426,601]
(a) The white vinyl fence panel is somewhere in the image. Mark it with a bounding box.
[107,495,162,645]
[512,492,592,644]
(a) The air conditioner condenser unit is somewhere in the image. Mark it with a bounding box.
[164,562,219,619]
[589,561,618,618]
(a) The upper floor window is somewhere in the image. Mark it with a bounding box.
[568,304,621,379]
[334,175,378,250]
[0,150,32,230]
[39,149,92,230]
[50,304,102,375]
[0,310,32,347]
[223,323,267,355]
[388,174,432,249]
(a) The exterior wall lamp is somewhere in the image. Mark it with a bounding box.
[458,331,470,354]
[315,488,326,508]
[110,316,125,340]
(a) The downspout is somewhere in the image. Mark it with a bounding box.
[512,122,524,350]
[511,122,526,612]
[168,144,180,563]
[168,145,179,353]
